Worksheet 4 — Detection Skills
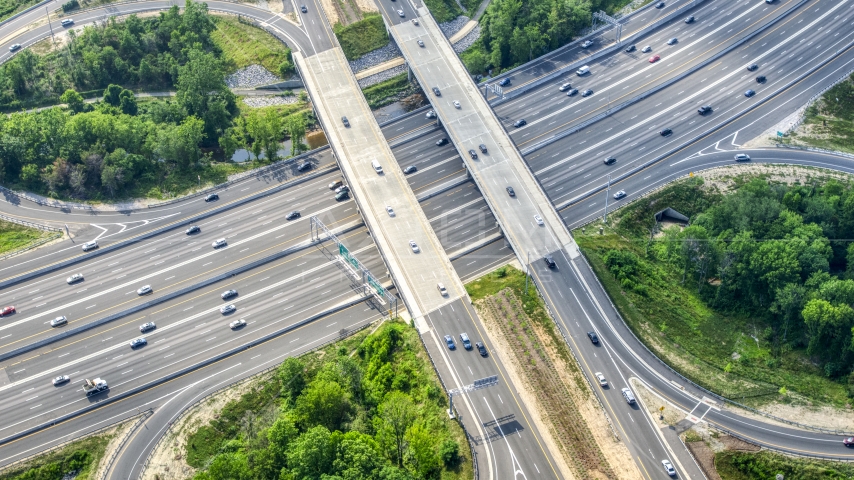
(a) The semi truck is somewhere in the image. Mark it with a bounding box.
[83,378,108,396]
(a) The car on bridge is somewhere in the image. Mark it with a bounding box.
[468,149,477,159]
[67,273,84,284]
[479,144,487,153]
[386,206,395,217]
[649,54,660,63]
[409,240,420,253]
[300,5,307,12]
[432,87,441,96]
[411,18,418,25]
[341,116,350,127]
[0,306,15,317]
[534,215,544,226]
[506,186,515,196]
[130,337,147,349]
[453,100,461,109]
[417,40,424,47]
[437,283,448,296]
[397,9,405,17]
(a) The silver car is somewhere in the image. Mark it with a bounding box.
[212,238,227,248]
[130,337,147,348]
[409,240,420,253]
[139,322,156,332]
[220,304,236,314]
[221,289,237,300]
[52,375,70,385]
[82,241,98,251]
[229,318,246,329]
[66,273,83,284]
[137,285,152,295]
[51,316,67,327]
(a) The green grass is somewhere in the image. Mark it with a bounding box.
[574,178,851,408]
[211,16,293,75]
[361,74,419,109]
[333,14,388,61]
[424,0,462,22]
[0,0,36,23]
[0,432,112,480]
[0,221,57,256]
[788,73,854,154]
[715,450,854,480]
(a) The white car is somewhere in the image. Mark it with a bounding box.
[426,110,436,119]
[212,238,227,248]
[9,44,21,52]
[409,240,420,253]
[139,322,156,332]
[534,215,544,226]
[411,18,418,25]
[229,318,246,329]
[437,283,448,296]
[661,459,676,477]
[51,316,67,327]
[129,337,147,348]
[60,18,73,26]
[397,9,405,17]
[386,206,395,217]
[453,100,461,109]
[581,40,593,48]
[594,372,608,387]
[66,273,83,284]
[613,190,627,200]
[221,289,238,300]
[82,241,98,251]
[417,40,425,47]
[137,285,152,295]
[641,45,652,53]
[52,375,70,385]
[220,304,236,314]
[734,153,751,162]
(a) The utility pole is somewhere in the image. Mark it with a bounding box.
[603,174,611,224]
[524,251,530,295]
[46,6,54,40]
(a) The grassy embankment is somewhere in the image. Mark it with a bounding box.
[0,432,112,480]
[334,14,388,61]
[0,220,57,256]
[716,450,854,480]
[467,266,619,478]
[788,72,854,154]
[362,74,420,109]
[575,177,851,408]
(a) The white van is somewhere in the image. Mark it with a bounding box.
[577,65,590,75]
[371,159,383,174]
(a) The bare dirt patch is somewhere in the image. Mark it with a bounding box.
[696,163,854,194]
[475,288,640,480]
[686,441,722,480]
[142,375,266,480]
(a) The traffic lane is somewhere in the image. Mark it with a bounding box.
[0,242,388,436]
[407,161,466,195]
[534,3,854,207]
[0,300,383,469]
[533,254,705,479]
[381,112,437,141]
[425,299,563,479]
[373,0,418,27]
[431,206,500,253]
[493,0,696,94]
[452,238,514,282]
[0,152,338,283]
[0,176,357,352]
[0,226,377,385]
[391,127,451,162]
[502,0,804,146]
[0,0,313,63]
[299,0,337,54]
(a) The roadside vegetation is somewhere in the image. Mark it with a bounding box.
[423,0,461,23]
[461,0,636,75]
[0,220,57,256]
[788,72,854,154]
[334,14,388,61]
[575,174,854,408]
[0,3,313,202]
[716,450,854,479]
[210,16,294,77]
[0,431,111,480]
[186,321,472,480]
[0,0,35,23]
[467,266,620,479]
[362,74,421,109]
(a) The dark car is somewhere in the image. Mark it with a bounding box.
[685,15,694,23]
[660,128,673,137]
[655,1,664,8]
[506,186,515,197]
[587,331,599,344]
[697,105,712,115]
[297,162,312,171]
[444,335,456,350]
[300,4,307,12]
[432,86,441,96]
[403,165,417,174]
[581,89,594,97]
[498,78,511,87]
[604,157,617,165]
[0,306,15,316]
[744,89,756,97]
[844,437,854,447]
[513,119,527,128]
[625,44,636,53]
[221,289,238,300]
[476,342,488,356]
[205,193,219,202]
[479,144,487,153]
[186,225,200,235]
[747,64,759,72]
[544,255,556,268]
[468,149,478,159]
[566,88,578,96]
[286,211,301,220]
[756,75,767,84]
[436,138,449,146]
[341,116,350,127]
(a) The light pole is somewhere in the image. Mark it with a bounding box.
[524,251,530,296]
[603,174,611,224]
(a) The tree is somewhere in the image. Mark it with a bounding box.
[287,426,335,480]
[284,114,306,156]
[262,109,283,161]
[100,163,124,197]
[60,89,85,113]
[204,452,250,480]
[374,392,415,467]
[20,163,40,187]
[278,357,306,402]
[153,116,205,168]
[119,89,138,115]
[293,379,351,431]
[438,438,460,467]
[403,423,440,478]
[801,298,854,364]
[176,49,236,141]
[332,431,383,479]
[103,84,123,106]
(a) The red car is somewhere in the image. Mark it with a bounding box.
[0,306,16,316]
[649,54,661,63]
[845,437,854,447]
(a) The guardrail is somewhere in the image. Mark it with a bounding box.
[0,163,338,289]
[97,409,154,480]
[0,221,363,364]
[486,0,706,106]
[786,65,854,134]
[0,212,62,231]
[558,29,854,212]
[773,143,854,160]
[135,321,374,478]
[519,0,809,155]
[0,231,62,262]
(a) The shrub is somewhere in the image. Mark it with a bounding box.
[61,0,78,12]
